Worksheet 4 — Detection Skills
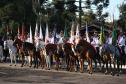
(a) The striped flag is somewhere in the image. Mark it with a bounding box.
[18,25,20,38]
[22,25,25,42]
[86,22,90,42]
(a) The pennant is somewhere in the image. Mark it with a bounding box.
[54,24,57,44]
[70,21,75,44]
[22,25,25,42]
[45,23,49,44]
[34,22,38,40]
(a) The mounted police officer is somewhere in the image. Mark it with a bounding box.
[117,31,125,59]
[58,31,63,44]
[91,31,100,56]
[106,32,112,45]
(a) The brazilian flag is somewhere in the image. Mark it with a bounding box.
[63,24,68,43]
[99,25,105,45]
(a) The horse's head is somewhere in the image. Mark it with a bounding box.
[13,38,22,48]
[75,39,83,49]
[62,43,71,55]
[4,40,7,50]
[57,43,62,54]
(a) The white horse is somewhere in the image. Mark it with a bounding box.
[0,45,3,63]
[36,39,46,67]
[4,40,17,66]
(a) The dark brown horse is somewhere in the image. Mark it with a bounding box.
[62,43,79,71]
[75,39,105,74]
[13,39,28,67]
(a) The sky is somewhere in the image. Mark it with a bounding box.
[49,0,126,22]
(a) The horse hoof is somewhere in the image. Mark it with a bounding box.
[10,64,12,66]
[99,70,101,72]
[42,67,44,69]
[48,68,50,70]
[75,71,77,72]
[105,73,107,75]
[117,74,119,76]
[80,71,83,73]
[21,65,23,67]
[15,65,16,66]
[29,66,31,68]
[88,72,90,74]
[90,72,92,74]
[87,70,89,72]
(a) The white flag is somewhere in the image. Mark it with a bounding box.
[75,24,79,44]
[34,22,38,40]
[39,24,43,40]
[30,25,33,43]
[70,21,74,44]
[45,23,49,44]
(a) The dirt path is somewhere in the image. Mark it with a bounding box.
[0,63,126,84]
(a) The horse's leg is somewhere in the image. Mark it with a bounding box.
[105,61,108,75]
[48,55,51,70]
[36,55,38,68]
[82,59,84,73]
[117,59,120,76]
[21,54,24,67]
[74,58,77,72]
[69,57,72,72]
[10,54,13,66]
[14,54,16,66]
[97,59,101,72]
[93,59,97,72]
[90,58,93,74]
[120,59,122,74]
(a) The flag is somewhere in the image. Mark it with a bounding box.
[75,24,79,44]
[18,25,20,38]
[7,26,9,35]
[63,23,68,43]
[86,22,90,42]
[70,21,74,44]
[112,17,117,46]
[30,25,33,43]
[54,24,57,44]
[99,25,105,45]
[39,24,43,40]
[45,23,49,44]
[34,22,38,40]
[22,25,25,42]
[10,26,12,34]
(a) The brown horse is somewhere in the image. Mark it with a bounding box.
[75,39,105,74]
[13,39,28,67]
[44,44,60,70]
[39,47,46,69]
[62,43,79,72]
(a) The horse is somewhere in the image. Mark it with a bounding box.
[44,44,59,70]
[35,39,46,68]
[57,43,66,69]
[22,42,41,68]
[99,44,121,76]
[4,40,17,66]
[13,39,30,67]
[75,39,105,74]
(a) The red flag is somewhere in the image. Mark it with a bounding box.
[11,27,12,34]
[22,25,25,42]
[7,26,9,35]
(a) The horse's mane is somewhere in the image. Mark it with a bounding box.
[79,40,94,49]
